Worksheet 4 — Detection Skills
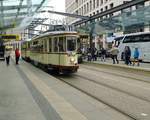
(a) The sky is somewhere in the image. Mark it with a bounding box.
[47,0,65,19]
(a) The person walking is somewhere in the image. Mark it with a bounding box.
[87,48,91,61]
[15,48,20,65]
[133,48,140,66]
[109,46,119,64]
[5,47,11,66]
[101,47,106,62]
[124,46,131,65]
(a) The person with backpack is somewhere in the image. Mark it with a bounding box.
[133,48,140,66]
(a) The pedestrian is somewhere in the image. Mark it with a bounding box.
[124,46,131,65]
[94,48,98,61]
[15,48,20,65]
[109,46,119,64]
[101,47,106,62]
[87,48,92,61]
[133,48,140,66]
[5,47,11,66]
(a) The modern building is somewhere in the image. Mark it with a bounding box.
[65,0,132,24]
[65,0,150,49]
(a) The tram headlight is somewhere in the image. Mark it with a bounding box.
[70,58,75,62]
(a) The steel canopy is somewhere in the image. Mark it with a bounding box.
[0,0,49,31]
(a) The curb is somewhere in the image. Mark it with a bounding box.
[83,61,150,73]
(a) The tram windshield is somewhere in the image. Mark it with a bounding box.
[67,37,77,51]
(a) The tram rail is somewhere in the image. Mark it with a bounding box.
[55,76,137,120]
[53,65,150,120]
[74,74,150,103]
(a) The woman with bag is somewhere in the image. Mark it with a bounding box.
[15,48,20,65]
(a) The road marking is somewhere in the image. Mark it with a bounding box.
[141,113,148,116]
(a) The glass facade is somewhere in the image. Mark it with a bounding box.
[0,0,49,31]
[76,5,150,34]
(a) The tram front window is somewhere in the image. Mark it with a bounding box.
[67,37,76,51]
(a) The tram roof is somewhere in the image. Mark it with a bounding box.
[32,31,78,40]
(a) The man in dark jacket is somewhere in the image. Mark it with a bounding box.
[124,46,131,65]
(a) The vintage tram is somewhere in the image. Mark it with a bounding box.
[22,31,79,73]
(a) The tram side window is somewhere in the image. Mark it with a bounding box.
[53,37,58,52]
[43,39,47,52]
[38,40,42,53]
[67,37,76,51]
[27,42,30,50]
[31,40,40,52]
[49,38,52,52]
[58,37,65,52]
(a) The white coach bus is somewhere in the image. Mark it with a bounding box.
[114,32,150,62]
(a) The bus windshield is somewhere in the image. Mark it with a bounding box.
[114,36,124,46]
[67,37,77,51]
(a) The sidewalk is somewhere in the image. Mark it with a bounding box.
[0,59,46,120]
[83,58,150,71]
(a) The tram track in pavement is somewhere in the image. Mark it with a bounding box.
[80,64,150,84]
[73,73,150,103]
[55,76,137,120]
[53,71,150,120]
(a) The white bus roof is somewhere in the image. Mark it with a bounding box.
[115,32,150,38]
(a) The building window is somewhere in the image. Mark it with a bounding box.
[79,8,81,15]
[97,0,99,7]
[101,0,103,5]
[105,6,108,11]
[76,10,78,15]
[110,3,113,9]
[136,2,144,9]
[84,4,86,14]
[93,0,95,9]
[87,3,89,12]
[90,1,92,11]
[101,8,103,12]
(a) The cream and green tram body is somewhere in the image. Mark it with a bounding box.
[22,31,79,73]
[21,41,31,62]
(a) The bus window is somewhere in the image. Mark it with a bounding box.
[142,34,150,42]
[123,36,132,43]
[123,34,150,43]
[67,37,76,51]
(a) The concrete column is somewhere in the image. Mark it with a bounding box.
[103,34,106,49]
